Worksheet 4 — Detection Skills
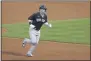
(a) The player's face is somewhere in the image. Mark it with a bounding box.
[39,9,46,15]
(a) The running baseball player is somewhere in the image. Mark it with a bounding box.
[22,4,52,57]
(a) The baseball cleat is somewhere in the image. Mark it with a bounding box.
[26,53,33,57]
[22,43,25,47]
[22,38,26,48]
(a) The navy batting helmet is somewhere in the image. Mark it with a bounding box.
[39,4,47,10]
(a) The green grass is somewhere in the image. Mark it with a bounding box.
[2,18,90,45]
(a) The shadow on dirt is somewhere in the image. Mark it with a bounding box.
[2,51,26,57]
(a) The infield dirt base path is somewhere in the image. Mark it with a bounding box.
[2,38,90,60]
[2,1,90,60]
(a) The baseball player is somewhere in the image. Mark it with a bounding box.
[22,4,52,57]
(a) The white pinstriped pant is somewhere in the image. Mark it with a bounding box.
[29,28,40,45]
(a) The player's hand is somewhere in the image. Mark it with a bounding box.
[49,24,52,28]
[30,24,35,29]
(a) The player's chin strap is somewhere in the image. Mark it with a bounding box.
[44,22,52,28]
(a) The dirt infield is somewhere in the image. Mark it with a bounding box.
[2,1,90,24]
[2,37,90,60]
[2,1,90,60]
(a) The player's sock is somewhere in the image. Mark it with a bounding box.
[27,45,36,54]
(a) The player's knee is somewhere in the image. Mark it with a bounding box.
[31,41,38,45]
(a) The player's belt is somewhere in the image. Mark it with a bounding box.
[33,27,40,31]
